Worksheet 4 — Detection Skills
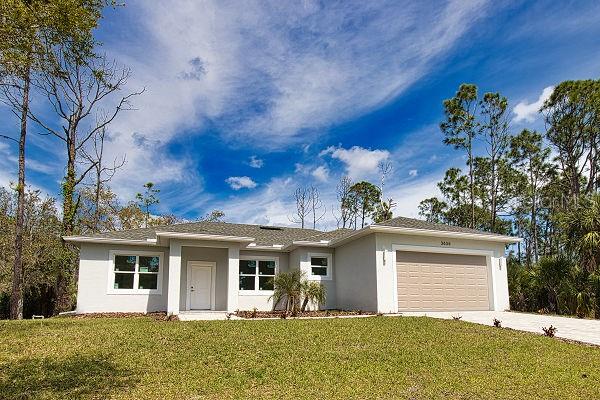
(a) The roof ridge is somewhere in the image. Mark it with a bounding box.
[374,216,506,236]
[96,219,325,236]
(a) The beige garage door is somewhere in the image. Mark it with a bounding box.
[396,251,490,311]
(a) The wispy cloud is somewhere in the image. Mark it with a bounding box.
[248,156,264,168]
[513,86,554,123]
[108,0,491,145]
[217,177,297,227]
[311,165,329,182]
[3,0,494,218]
[225,176,257,190]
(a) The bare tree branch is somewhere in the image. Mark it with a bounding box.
[289,187,309,229]
[308,186,326,229]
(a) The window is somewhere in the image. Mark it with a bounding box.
[311,257,328,276]
[239,257,277,294]
[108,251,162,294]
[307,253,332,280]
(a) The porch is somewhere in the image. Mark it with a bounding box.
[178,310,232,321]
[166,239,241,315]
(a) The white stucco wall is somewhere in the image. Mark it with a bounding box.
[375,232,510,313]
[290,247,336,309]
[76,243,170,313]
[76,232,512,314]
[493,256,510,310]
[334,234,378,311]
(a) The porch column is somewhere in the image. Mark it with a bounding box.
[167,240,182,315]
[226,245,239,312]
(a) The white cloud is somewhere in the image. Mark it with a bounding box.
[294,163,310,174]
[327,146,390,180]
[387,178,441,218]
[248,155,264,168]
[513,86,554,123]
[409,169,418,177]
[225,176,257,190]
[311,166,329,182]
[216,177,300,227]
[111,0,490,145]
[79,0,491,208]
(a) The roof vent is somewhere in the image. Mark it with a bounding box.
[259,226,284,231]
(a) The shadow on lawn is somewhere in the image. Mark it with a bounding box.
[0,354,138,399]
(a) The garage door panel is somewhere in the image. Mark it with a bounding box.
[397,251,490,311]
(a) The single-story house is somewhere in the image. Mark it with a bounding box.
[63,216,520,315]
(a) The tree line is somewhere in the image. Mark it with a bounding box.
[0,1,228,319]
[418,81,600,318]
[291,162,396,230]
[0,0,145,319]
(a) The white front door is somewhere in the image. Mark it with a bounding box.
[189,265,213,310]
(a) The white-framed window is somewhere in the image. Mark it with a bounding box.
[307,252,332,281]
[239,256,278,295]
[107,250,163,295]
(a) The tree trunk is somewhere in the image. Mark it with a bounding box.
[517,225,522,264]
[55,132,78,314]
[468,144,475,229]
[62,134,77,235]
[10,70,31,320]
[93,167,101,232]
[361,204,366,228]
[301,296,309,312]
[490,160,497,232]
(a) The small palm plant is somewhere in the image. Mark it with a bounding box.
[301,280,327,312]
[269,270,327,314]
[270,270,303,313]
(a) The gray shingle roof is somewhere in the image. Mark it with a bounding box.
[82,221,322,246]
[374,216,503,236]
[300,228,355,242]
[71,216,512,247]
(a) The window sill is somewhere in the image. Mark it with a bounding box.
[238,290,274,296]
[307,275,332,281]
[107,290,162,295]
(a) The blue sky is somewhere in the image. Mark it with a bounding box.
[1,0,600,229]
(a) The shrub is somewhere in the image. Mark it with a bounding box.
[300,281,327,312]
[542,325,557,337]
[269,270,327,314]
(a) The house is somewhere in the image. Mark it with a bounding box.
[63,216,520,315]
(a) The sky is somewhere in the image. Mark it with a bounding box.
[1,0,600,230]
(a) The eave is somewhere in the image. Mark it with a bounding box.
[154,231,255,243]
[329,225,522,247]
[62,236,158,246]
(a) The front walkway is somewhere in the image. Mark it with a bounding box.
[400,310,600,346]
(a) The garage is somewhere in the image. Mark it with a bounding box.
[396,251,490,311]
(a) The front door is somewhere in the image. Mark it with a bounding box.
[189,264,213,310]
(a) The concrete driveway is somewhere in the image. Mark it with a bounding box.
[400,311,600,346]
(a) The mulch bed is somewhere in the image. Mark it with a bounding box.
[70,312,177,321]
[235,309,378,319]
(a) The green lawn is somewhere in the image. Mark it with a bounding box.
[1,316,599,399]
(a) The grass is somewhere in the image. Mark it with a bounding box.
[1,316,599,399]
